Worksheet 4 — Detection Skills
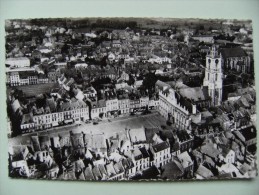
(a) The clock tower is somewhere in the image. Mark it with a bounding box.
[203,45,223,106]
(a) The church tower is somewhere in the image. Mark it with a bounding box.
[203,45,223,106]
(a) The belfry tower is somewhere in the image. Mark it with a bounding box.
[203,45,223,106]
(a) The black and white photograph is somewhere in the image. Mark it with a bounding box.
[5,17,257,181]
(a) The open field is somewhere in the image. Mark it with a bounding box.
[7,83,59,97]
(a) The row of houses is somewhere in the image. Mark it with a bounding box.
[6,71,50,86]
[9,125,196,180]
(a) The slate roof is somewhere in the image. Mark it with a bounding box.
[177,151,193,169]
[161,161,184,180]
[236,126,256,141]
[132,148,143,161]
[196,164,214,178]
[39,135,51,149]
[121,158,134,170]
[145,128,161,144]
[176,130,192,143]
[139,147,150,158]
[152,141,170,153]
[58,100,87,112]
[220,47,247,58]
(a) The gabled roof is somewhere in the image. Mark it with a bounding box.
[161,161,184,180]
[234,126,256,142]
[200,143,221,159]
[196,164,214,178]
[122,157,134,170]
[106,163,116,177]
[177,151,193,169]
[92,166,102,180]
[113,161,125,174]
[220,146,233,158]
[84,167,95,180]
[139,147,150,158]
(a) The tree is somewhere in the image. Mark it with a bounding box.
[142,72,158,94]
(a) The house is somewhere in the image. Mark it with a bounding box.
[176,130,194,153]
[192,35,214,43]
[233,125,257,153]
[161,161,184,180]
[119,71,129,81]
[105,162,117,180]
[150,141,171,168]
[83,86,97,98]
[85,133,107,157]
[70,132,85,154]
[113,161,125,180]
[112,40,121,48]
[75,63,88,69]
[34,150,54,167]
[122,157,136,178]
[38,135,51,151]
[20,113,35,133]
[134,80,143,89]
[175,151,194,178]
[200,142,221,167]
[9,145,32,177]
[219,146,235,164]
[125,147,149,173]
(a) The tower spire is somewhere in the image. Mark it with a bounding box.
[203,45,223,106]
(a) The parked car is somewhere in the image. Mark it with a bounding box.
[85,120,91,124]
